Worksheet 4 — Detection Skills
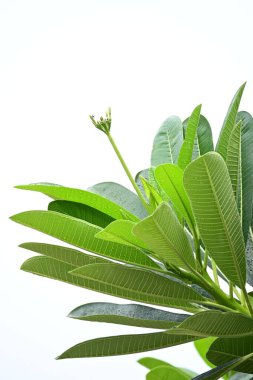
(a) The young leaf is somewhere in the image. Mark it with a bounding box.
[95,219,148,250]
[166,310,253,338]
[216,83,246,160]
[15,183,139,221]
[183,152,246,288]
[194,337,216,369]
[155,164,195,230]
[48,200,114,228]
[207,336,253,374]
[11,211,160,270]
[146,365,191,380]
[183,114,214,160]
[88,181,147,219]
[133,203,196,271]
[138,357,172,369]
[56,332,198,359]
[151,116,183,166]
[178,104,202,170]
[68,302,189,329]
[19,242,108,266]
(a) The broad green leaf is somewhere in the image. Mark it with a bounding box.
[68,302,189,329]
[133,203,195,271]
[207,336,253,374]
[95,220,148,250]
[151,116,183,166]
[138,357,171,369]
[166,311,253,338]
[140,176,163,212]
[192,358,249,380]
[15,183,139,221]
[88,181,147,219]
[147,365,191,380]
[11,210,160,270]
[21,257,201,311]
[178,104,202,170]
[216,83,246,160]
[238,111,253,243]
[71,263,205,310]
[183,152,246,287]
[183,114,214,160]
[19,242,108,266]
[56,332,198,359]
[194,337,216,369]
[226,121,242,202]
[155,164,195,230]
[48,200,114,227]
[139,357,196,378]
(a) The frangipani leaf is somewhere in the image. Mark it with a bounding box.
[68,302,189,329]
[57,332,198,359]
[151,116,183,166]
[155,164,195,230]
[11,211,160,270]
[194,337,216,369]
[166,311,253,338]
[226,121,242,203]
[183,114,214,160]
[238,111,253,243]
[207,336,253,374]
[178,104,201,170]
[95,220,148,250]
[71,263,204,311]
[192,358,249,380]
[19,242,108,266]
[183,152,246,287]
[48,200,114,227]
[146,365,191,380]
[15,183,139,221]
[216,83,246,160]
[139,357,196,378]
[88,181,147,219]
[133,203,195,271]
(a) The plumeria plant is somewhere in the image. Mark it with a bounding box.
[12,83,253,379]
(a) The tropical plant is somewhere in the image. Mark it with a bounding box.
[11,84,253,379]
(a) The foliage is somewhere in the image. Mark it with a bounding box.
[11,83,253,379]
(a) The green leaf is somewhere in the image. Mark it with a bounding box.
[71,263,205,310]
[192,358,249,380]
[225,121,242,203]
[56,332,198,359]
[95,219,148,250]
[183,152,246,287]
[68,302,189,329]
[216,83,246,160]
[238,111,253,243]
[133,203,196,271]
[19,242,108,266]
[183,114,214,160]
[178,104,202,170]
[207,336,253,374]
[11,210,160,270]
[88,181,147,219]
[246,227,253,286]
[166,311,253,338]
[15,183,139,221]
[194,337,216,369]
[151,116,183,166]
[138,357,171,370]
[48,200,114,228]
[146,365,191,380]
[155,164,195,230]
[140,176,163,212]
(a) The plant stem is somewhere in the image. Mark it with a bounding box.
[107,132,149,212]
[203,249,208,271]
[229,281,234,299]
[241,286,253,317]
[211,258,220,286]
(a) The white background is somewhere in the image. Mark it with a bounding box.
[1,0,253,379]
